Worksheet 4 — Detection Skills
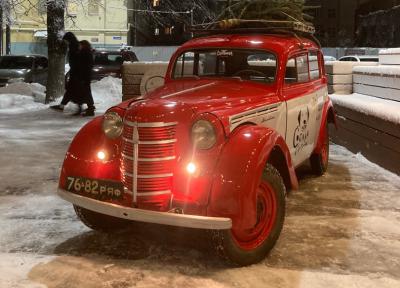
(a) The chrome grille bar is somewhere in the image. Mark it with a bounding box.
[123,172,173,179]
[122,137,177,145]
[125,121,178,128]
[132,125,139,203]
[122,153,176,162]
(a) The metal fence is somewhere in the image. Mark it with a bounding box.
[10,43,384,62]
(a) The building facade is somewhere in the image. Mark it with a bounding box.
[8,0,128,55]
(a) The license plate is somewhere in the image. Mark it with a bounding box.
[66,176,124,201]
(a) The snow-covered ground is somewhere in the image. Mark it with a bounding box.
[0,76,122,115]
[1,81,400,287]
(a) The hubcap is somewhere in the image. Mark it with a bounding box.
[232,181,277,251]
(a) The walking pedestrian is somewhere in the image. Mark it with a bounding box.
[50,32,81,113]
[78,40,96,116]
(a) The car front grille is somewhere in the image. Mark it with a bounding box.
[121,121,177,211]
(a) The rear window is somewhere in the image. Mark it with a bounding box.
[94,53,124,65]
[173,49,277,85]
[360,58,378,62]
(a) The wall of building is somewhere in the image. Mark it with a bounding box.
[8,0,128,55]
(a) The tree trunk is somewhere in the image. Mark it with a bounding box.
[0,7,3,55]
[46,0,67,104]
[5,23,10,54]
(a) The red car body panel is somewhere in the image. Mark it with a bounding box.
[59,33,336,231]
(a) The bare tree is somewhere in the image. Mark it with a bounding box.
[46,0,67,103]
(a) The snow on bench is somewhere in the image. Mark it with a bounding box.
[325,61,377,95]
[379,48,400,65]
[330,93,400,125]
[353,65,400,102]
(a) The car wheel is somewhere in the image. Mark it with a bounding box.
[211,164,286,266]
[310,124,329,175]
[74,205,131,232]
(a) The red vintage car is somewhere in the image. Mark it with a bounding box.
[58,24,336,265]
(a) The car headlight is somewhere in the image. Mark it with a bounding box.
[102,112,123,139]
[191,119,217,150]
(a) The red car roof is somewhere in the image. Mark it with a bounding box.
[180,34,319,56]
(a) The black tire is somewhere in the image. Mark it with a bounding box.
[310,125,329,176]
[211,164,286,266]
[74,205,131,232]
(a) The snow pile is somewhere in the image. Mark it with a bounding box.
[0,76,123,114]
[330,93,400,124]
[0,83,47,114]
[0,95,46,113]
[91,76,122,112]
[0,82,46,101]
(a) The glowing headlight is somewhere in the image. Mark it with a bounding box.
[102,112,123,139]
[191,119,217,150]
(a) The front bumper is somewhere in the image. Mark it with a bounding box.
[58,189,232,230]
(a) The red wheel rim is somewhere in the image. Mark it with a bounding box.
[321,128,329,166]
[232,181,277,251]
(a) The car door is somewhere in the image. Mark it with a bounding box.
[283,52,319,168]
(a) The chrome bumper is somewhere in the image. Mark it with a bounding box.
[58,189,232,230]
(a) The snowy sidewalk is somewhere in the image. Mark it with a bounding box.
[1,92,400,287]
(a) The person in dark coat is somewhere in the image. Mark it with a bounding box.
[78,40,96,116]
[50,32,81,113]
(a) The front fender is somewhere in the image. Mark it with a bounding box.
[208,125,296,231]
[59,116,122,190]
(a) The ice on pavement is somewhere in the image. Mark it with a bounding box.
[1,80,400,287]
[0,76,123,114]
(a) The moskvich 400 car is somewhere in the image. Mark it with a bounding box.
[58,21,336,266]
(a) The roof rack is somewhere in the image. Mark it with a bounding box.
[191,19,315,34]
[189,19,319,47]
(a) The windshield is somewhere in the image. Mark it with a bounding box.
[0,56,33,69]
[173,49,277,84]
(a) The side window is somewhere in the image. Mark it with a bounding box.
[296,55,309,82]
[285,54,310,84]
[174,51,197,78]
[309,51,320,80]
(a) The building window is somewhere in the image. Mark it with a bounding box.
[154,28,160,36]
[153,0,160,7]
[88,0,100,15]
[165,26,173,35]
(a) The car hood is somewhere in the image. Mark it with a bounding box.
[143,79,279,114]
[0,69,29,79]
[123,79,280,134]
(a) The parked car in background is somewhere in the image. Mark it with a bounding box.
[323,55,337,61]
[92,49,138,80]
[339,55,379,62]
[0,55,48,87]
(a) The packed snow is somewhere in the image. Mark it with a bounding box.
[1,79,400,287]
[330,93,400,124]
[353,65,400,76]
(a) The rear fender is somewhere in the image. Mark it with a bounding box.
[208,125,297,230]
[314,98,337,153]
